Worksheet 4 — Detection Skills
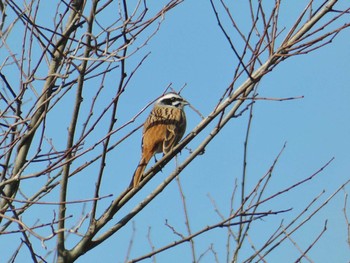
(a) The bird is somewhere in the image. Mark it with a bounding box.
[130,92,188,188]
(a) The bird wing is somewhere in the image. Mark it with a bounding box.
[163,124,177,154]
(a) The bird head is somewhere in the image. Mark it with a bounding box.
[156,92,188,110]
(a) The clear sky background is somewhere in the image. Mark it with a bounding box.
[1,1,349,263]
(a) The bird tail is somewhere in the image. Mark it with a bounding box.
[129,158,148,188]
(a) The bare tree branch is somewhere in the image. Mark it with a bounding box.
[0,0,349,262]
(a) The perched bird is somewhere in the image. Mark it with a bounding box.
[130,92,188,188]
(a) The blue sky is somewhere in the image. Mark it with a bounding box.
[1,1,349,262]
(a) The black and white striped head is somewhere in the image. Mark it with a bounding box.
[156,93,188,110]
